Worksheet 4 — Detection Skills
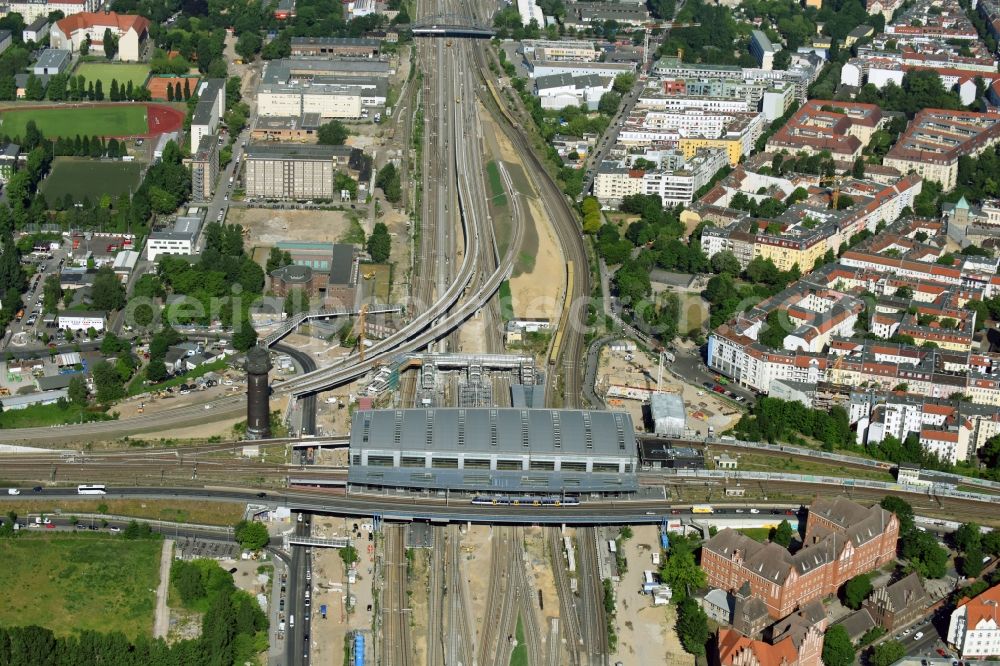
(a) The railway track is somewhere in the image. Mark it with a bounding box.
[576,527,609,666]
[382,525,413,666]
[467,38,591,408]
[478,525,514,666]
[547,528,583,666]
[444,524,476,666]
[426,527,446,666]
[511,530,546,666]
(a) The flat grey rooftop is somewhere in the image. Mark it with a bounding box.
[351,408,637,458]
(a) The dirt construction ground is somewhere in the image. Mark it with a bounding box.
[614,525,693,666]
[229,208,357,247]
[482,113,565,321]
[596,345,742,437]
[309,517,377,665]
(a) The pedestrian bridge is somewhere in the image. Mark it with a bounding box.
[285,535,352,549]
[411,13,495,37]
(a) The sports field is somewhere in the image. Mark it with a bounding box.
[74,62,151,89]
[0,104,147,138]
[0,535,161,638]
[41,157,143,203]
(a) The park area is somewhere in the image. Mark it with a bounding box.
[74,62,151,89]
[0,535,162,638]
[0,104,147,139]
[41,157,143,203]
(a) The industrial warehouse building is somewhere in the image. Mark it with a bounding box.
[244,143,357,200]
[348,408,639,494]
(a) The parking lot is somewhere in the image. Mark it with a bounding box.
[174,537,241,561]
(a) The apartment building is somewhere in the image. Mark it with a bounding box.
[593,148,728,208]
[7,0,98,24]
[947,583,1000,659]
[766,100,886,162]
[186,135,219,202]
[700,174,922,273]
[244,143,356,200]
[50,12,149,61]
[189,79,226,153]
[702,497,898,619]
[750,30,782,70]
[850,391,1000,463]
[884,110,1000,190]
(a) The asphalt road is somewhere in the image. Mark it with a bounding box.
[272,343,317,437]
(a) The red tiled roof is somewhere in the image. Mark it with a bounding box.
[56,12,150,37]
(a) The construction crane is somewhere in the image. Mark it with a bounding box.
[642,21,701,71]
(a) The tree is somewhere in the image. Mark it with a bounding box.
[676,596,709,656]
[869,640,906,666]
[284,289,310,316]
[954,522,982,553]
[80,36,89,56]
[91,360,124,404]
[102,28,118,60]
[772,519,795,548]
[982,530,1000,557]
[24,74,44,101]
[902,530,948,578]
[659,537,706,599]
[91,265,126,311]
[842,573,872,610]
[710,251,741,276]
[231,310,258,351]
[235,32,262,61]
[375,163,401,203]
[598,91,622,116]
[880,496,914,534]
[167,81,174,101]
[960,547,985,578]
[146,358,168,382]
[612,73,635,95]
[317,120,349,145]
[68,375,88,406]
[367,222,391,263]
[339,545,359,565]
[821,625,855,666]
[266,247,293,273]
[233,520,269,550]
[852,157,865,179]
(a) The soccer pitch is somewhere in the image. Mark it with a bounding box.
[0,104,147,138]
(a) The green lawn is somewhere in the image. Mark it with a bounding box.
[74,62,151,89]
[0,400,113,428]
[737,527,773,543]
[0,104,147,139]
[509,616,527,666]
[41,157,143,204]
[0,535,161,638]
[486,161,508,206]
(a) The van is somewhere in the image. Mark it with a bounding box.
[7,488,19,495]
[289,614,295,628]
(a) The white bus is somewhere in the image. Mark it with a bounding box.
[77,485,107,495]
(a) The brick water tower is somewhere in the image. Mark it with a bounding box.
[245,345,272,440]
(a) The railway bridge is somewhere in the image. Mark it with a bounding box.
[411,13,495,37]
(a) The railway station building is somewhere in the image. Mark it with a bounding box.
[347,408,639,494]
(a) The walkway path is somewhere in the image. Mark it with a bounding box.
[153,539,174,639]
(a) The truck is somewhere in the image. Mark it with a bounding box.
[608,539,617,554]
